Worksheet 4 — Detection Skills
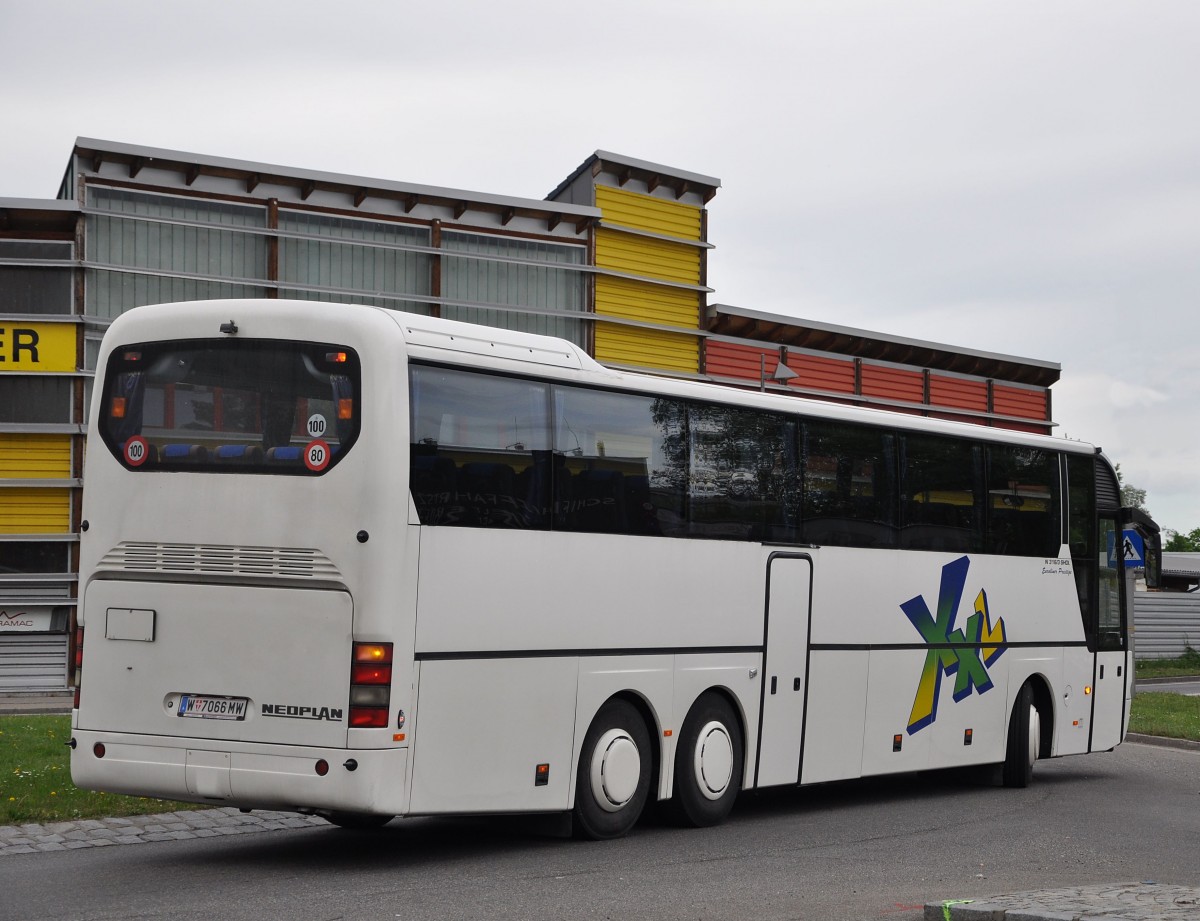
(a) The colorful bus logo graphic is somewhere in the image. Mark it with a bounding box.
[901,556,1006,734]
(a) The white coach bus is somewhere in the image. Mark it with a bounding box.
[71,299,1160,838]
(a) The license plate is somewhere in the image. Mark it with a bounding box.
[178,694,249,721]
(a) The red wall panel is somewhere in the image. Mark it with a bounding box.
[860,364,923,404]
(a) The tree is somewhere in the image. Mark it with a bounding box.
[1164,528,1200,552]
[1114,463,1150,516]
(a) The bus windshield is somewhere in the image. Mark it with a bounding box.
[97,338,360,474]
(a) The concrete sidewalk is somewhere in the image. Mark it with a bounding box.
[925,882,1200,920]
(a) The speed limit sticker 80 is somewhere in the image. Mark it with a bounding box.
[304,439,331,472]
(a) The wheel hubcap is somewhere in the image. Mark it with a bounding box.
[693,721,733,801]
[590,728,641,812]
[1027,705,1040,769]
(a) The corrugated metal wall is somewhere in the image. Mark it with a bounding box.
[1134,593,1200,659]
[0,434,72,479]
[0,634,69,690]
[0,488,72,533]
[593,186,703,372]
[860,365,924,403]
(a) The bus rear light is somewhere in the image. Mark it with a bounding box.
[353,643,393,665]
[351,663,392,685]
[111,397,127,419]
[350,686,389,707]
[349,642,393,730]
[349,707,389,729]
[326,351,348,364]
[337,398,354,420]
[73,626,84,709]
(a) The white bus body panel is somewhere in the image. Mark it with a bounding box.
[76,581,353,748]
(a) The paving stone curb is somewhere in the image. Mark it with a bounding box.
[0,807,328,857]
[925,883,1200,921]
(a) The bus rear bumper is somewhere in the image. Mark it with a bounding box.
[69,728,409,817]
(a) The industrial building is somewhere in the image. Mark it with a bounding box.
[0,139,1059,692]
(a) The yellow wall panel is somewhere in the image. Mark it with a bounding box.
[595,186,702,240]
[594,323,698,373]
[0,435,72,479]
[595,228,701,285]
[0,488,71,534]
[595,276,700,329]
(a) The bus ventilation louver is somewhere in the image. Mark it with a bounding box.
[97,542,342,582]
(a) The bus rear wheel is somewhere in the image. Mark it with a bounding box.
[668,692,743,828]
[574,699,652,840]
[1002,683,1040,788]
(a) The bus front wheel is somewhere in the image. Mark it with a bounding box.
[669,692,743,827]
[574,699,652,840]
[1002,683,1040,788]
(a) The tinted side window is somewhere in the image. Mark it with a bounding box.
[410,367,551,528]
[986,445,1061,557]
[1066,453,1095,628]
[688,405,799,541]
[802,421,896,548]
[552,388,686,536]
[900,435,984,552]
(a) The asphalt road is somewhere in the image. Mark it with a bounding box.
[2,741,1197,921]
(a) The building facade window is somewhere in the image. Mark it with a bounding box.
[84,188,270,318]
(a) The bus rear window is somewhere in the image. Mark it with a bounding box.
[98,339,360,474]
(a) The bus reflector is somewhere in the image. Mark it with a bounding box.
[315,759,329,776]
[338,398,354,420]
[111,397,127,419]
[349,642,393,729]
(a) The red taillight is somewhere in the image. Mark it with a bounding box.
[348,708,389,729]
[73,626,84,709]
[349,642,393,730]
[351,663,392,685]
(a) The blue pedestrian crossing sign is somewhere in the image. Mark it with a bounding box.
[1107,529,1145,568]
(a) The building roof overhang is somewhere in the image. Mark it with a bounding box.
[549,150,721,204]
[708,302,1061,387]
[71,138,600,232]
[0,198,79,234]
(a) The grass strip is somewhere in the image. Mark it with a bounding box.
[2,715,201,826]
[1135,648,1200,679]
[1127,691,1200,742]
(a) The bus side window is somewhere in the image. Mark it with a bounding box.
[900,434,984,553]
[802,421,897,549]
[986,445,1060,557]
[408,367,551,529]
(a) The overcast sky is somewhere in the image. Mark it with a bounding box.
[4,1,1197,534]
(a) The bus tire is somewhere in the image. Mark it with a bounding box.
[669,692,743,828]
[322,811,393,830]
[1002,683,1040,788]
[574,698,652,840]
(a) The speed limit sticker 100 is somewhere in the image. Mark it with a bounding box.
[304,440,331,472]
[124,435,149,467]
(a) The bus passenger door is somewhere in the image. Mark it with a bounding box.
[1091,517,1128,751]
[755,553,813,788]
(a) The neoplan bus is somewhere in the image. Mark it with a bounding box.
[70,299,1161,838]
